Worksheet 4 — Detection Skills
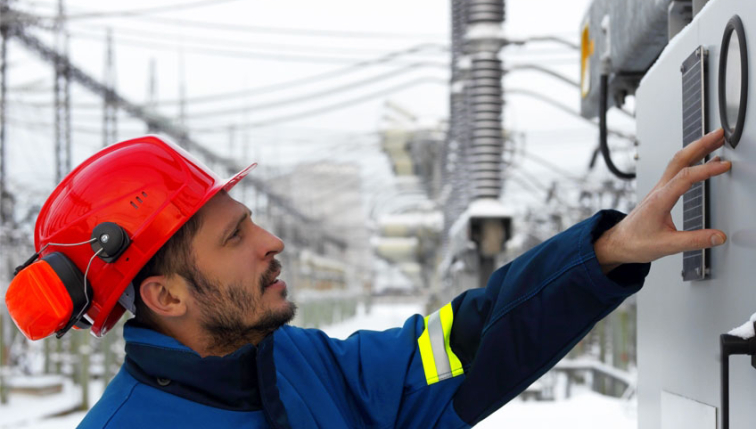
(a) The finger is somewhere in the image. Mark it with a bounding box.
[657,128,725,188]
[656,156,731,213]
[658,229,726,257]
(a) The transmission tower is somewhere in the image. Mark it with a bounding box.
[147,57,158,133]
[0,0,9,225]
[0,0,9,407]
[103,28,117,147]
[53,0,71,183]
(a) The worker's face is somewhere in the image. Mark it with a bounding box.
[186,191,295,351]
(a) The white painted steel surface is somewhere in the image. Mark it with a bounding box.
[636,0,756,427]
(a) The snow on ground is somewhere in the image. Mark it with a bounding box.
[320,301,424,339]
[0,301,637,428]
[0,377,103,429]
[476,390,637,429]
[322,300,638,429]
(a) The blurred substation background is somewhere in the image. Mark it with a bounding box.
[0,0,640,413]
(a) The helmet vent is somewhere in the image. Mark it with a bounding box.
[130,192,148,209]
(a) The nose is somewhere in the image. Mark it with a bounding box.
[256,224,284,258]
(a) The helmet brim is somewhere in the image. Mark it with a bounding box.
[223,163,257,192]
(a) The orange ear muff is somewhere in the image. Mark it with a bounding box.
[6,252,93,340]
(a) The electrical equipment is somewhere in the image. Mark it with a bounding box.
[579,0,673,119]
[635,1,756,428]
[681,46,710,281]
[719,15,749,147]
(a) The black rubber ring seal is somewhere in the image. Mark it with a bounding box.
[719,15,748,148]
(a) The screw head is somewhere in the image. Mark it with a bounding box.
[100,233,110,244]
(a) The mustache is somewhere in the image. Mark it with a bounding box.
[259,258,282,288]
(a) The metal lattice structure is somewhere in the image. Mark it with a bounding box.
[3,19,346,249]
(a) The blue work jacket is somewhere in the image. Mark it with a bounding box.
[78,210,649,428]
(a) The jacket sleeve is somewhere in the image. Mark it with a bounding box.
[448,209,649,426]
[279,210,649,429]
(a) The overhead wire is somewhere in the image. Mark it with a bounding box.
[66,30,450,66]
[189,76,447,131]
[183,64,448,119]
[25,1,446,40]
[13,43,448,109]
[505,88,636,141]
[28,0,246,20]
[105,15,446,40]
[66,24,446,57]
[17,63,448,122]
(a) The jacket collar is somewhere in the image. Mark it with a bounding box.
[122,320,263,411]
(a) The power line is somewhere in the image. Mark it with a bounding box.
[505,88,636,141]
[115,15,447,40]
[26,2,447,40]
[183,65,448,120]
[66,30,449,66]
[518,149,586,184]
[8,24,350,248]
[505,64,634,118]
[31,0,246,20]
[190,76,447,131]
[505,36,579,51]
[167,43,445,102]
[67,24,448,57]
[506,64,579,88]
[14,43,448,109]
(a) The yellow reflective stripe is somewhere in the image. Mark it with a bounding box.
[417,302,465,385]
[417,315,439,385]
[439,303,464,378]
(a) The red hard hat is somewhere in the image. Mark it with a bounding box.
[5,135,254,338]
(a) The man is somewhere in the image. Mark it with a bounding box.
[5,130,730,428]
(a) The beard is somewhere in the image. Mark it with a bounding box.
[184,258,297,354]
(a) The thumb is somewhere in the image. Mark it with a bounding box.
[662,229,726,256]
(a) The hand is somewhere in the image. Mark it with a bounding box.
[594,128,731,273]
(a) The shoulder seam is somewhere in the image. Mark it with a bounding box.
[101,380,139,429]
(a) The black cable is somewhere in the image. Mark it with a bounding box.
[599,74,635,180]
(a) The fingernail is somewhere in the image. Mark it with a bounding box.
[711,234,724,246]
[710,156,720,162]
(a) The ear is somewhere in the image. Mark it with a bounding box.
[139,276,188,318]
